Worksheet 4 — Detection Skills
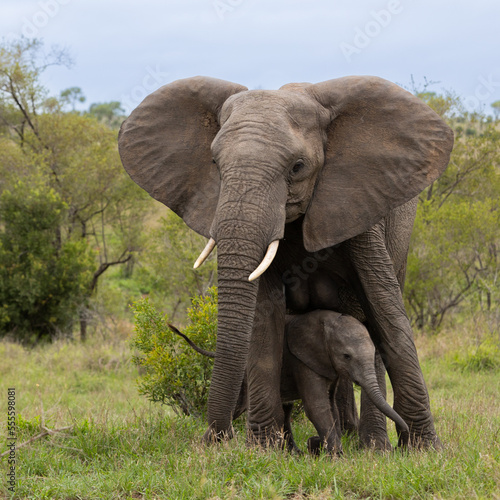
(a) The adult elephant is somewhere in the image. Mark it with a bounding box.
[119,76,453,449]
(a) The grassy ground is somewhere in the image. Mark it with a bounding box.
[0,320,499,499]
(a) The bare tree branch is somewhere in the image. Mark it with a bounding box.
[89,251,132,293]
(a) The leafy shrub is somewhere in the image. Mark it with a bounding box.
[130,287,217,417]
[0,179,95,341]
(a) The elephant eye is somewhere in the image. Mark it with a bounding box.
[291,160,305,175]
[343,354,352,360]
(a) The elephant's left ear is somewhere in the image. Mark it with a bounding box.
[301,76,454,252]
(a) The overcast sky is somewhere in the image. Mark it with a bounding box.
[2,0,499,114]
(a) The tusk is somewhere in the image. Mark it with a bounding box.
[193,238,216,269]
[248,240,279,282]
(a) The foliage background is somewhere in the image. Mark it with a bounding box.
[1,39,498,343]
[0,36,499,499]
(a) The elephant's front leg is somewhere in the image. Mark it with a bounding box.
[294,363,342,455]
[246,269,286,447]
[348,225,440,449]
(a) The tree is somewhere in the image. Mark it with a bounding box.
[0,38,71,143]
[0,177,94,342]
[492,100,500,120]
[87,101,125,129]
[406,197,499,329]
[0,38,150,340]
[60,86,86,111]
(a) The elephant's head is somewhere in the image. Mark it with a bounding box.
[118,76,453,437]
[286,311,410,435]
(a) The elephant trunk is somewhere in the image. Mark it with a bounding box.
[359,368,410,436]
[206,261,258,437]
[204,181,286,439]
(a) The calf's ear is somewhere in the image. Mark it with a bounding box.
[286,313,342,381]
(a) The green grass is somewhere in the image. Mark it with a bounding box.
[1,322,499,499]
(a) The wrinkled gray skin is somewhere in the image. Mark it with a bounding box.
[119,75,454,449]
[171,311,410,455]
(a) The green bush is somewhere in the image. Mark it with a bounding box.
[130,287,217,417]
[0,179,95,341]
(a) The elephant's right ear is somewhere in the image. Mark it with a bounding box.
[118,76,248,237]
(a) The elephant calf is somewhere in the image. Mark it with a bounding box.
[171,309,409,455]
